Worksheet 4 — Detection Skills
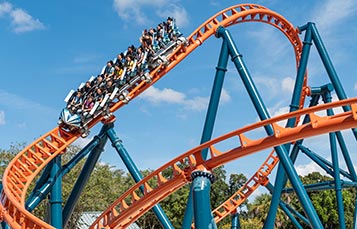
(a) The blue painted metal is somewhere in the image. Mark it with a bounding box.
[26,161,53,205]
[191,171,217,229]
[231,211,241,229]
[264,23,314,228]
[216,26,323,229]
[279,202,303,229]
[62,125,109,227]
[26,136,101,211]
[182,186,194,228]
[299,145,352,180]
[285,202,310,226]
[283,180,357,193]
[336,131,357,180]
[50,155,62,229]
[310,23,357,140]
[310,30,357,229]
[107,125,174,229]
[200,39,229,160]
[183,39,229,229]
[61,135,101,176]
[323,92,346,228]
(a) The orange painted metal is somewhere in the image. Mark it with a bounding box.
[90,98,357,228]
[0,3,351,229]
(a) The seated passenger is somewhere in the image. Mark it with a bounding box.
[94,87,105,105]
[157,23,168,47]
[93,75,106,88]
[81,96,95,119]
[68,91,83,113]
[140,29,152,51]
[115,53,125,66]
[81,81,93,97]
[126,45,136,58]
[104,80,115,97]
[104,61,115,81]
[149,28,160,52]
[160,22,170,44]
[125,55,135,77]
[166,17,174,38]
[136,46,145,68]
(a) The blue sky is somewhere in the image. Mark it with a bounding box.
[1,0,356,189]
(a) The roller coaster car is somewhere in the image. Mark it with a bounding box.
[58,90,113,138]
[150,36,187,69]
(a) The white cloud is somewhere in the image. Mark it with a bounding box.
[113,0,188,27]
[140,86,186,104]
[220,88,231,103]
[0,2,12,16]
[281,77,295,93]
[140,86,230,111]
[0,89,56,114]
[0,2,45,33]
[296,161,327,176]
[10,9,45,33]
[156,3,189,28]
[0,111,5,125]
[184,96,208,111]
[354,83,357,90]
[313,0,357,31]
[268,105,289,126]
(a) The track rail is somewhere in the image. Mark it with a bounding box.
[1,3,309,229]
[90,99,357,228]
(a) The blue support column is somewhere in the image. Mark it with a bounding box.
[264,23,314,228]
[26,162,53,205]
[310,23,357,139]
[50,155,62,229]
[216,26,323,229]
[62,125,110,227]
[231,211,241,229]
[323,92,346,228]
[191,171,217,229]
[279,202,304,229]
[309,23,357,226]
[106,126,174,229]
[183,39,229,229]
[26,135,101,211]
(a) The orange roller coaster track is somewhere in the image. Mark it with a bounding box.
[1,3,353,229]
[90,99,357,228]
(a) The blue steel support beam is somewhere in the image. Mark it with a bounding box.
[216,26,323,229]
[191,171,217,229]
[309,25,357,226]
[299,145,352,180]
[323,91,346,228]
[264,23,314,228]
[231,211,241,229]
[283,180,357,193]
[266,182,309,227]
[309,23,357,140]
[26,135,102,211]
[183,39,229,229]
[50,155,62,229]
[106,126,174,229]
[62,125,110,227]
[285,203,310,226]
[200,39,229,160]
[26,161,53,205]
[279,202,304,229]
